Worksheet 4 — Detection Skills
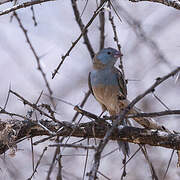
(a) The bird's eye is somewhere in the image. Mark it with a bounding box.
[107,51,111,55]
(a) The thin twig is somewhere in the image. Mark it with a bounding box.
[30,138,35,172]
[9,90,59,123]
[152,93,170,110]
[49,143,97,150]
[46,139,61,180]
[57,145,63,180]
[0,0,55,16]
[0,107,35,121]
[99,1,105,50]
[72,90,91,122]
[30,6,38,26]
[52,0,108,79]
[33,135,55,146]
[13,12,55,108]
[80,0,89,18]
[0,0,12,5]
[74,105,180,125]
[71,0,94,58]
[114,2,173,68]
[97,171,111,180]
[129,0,180,10]
[121,147,141,170]
[108,1,125,77]
[3,85,11,109]
[28,147,48,180]
[163,150,175,180]
[128,110,180,118]
[140,145,158,180]
[82,139,89,180]
[102,148,119,159]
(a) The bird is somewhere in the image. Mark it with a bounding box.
[88,47,130,157]
[88,47,170,158]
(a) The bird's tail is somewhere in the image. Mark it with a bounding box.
[117,118,130,157]
[119,99,169,132]
[117,140,130,157]
[131,106,170,132]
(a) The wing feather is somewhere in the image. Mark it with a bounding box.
[113,68,127,98]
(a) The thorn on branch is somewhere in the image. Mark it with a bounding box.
[156,77,162,81]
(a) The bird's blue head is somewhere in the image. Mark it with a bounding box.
[93,47,122,69]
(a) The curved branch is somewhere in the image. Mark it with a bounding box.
[0,0,55,16]
[129,0,180,10]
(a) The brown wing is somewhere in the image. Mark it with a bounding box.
[113,68,127,99]
[88,72,94,96]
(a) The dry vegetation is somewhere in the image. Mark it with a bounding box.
[0,0,180,179]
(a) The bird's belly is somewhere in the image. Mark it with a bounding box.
[92,85,123,115]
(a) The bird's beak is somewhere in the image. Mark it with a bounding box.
[114,51,123,58]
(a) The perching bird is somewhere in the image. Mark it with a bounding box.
[88,47,170,157]
[88,47,130,157]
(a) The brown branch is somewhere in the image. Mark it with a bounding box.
[74,106,100,122]
[72,90,91,122]
[74,105,180,130]
[108,1,125,77]
[0,0,55,16]
[49,143,96,150]
[52,0,108,79]
[1,119,180,155]
[99,2,105,50]
[71,0,94,59]
[128,110,180,118]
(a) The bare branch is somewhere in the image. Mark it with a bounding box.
[49,143,97,150]
[114,2,173,68]
[108,1,125,77]
[140,145,158,180]
[1,119,180,155]
[14,12,55,108]
[9,90,59,123]
[71,0,94,58]
[0,0,12,5]
[52,0,108,79]
[129,0,180,10]
[74,104,180,130]
[46,138,61,180]
[30,6,38,26]
[0,0,55,16]
[99,2,105,50]
[28,146,48,180]
[72,90,91,122]
[128,110,180,118]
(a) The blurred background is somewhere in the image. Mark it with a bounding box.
[0,0,180,179]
